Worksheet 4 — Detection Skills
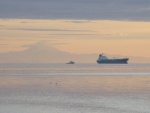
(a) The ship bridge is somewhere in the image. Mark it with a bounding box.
[98,54,108,61]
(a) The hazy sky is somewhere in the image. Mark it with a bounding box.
[0,0,150,63]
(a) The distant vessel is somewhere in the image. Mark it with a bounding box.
[97,54,129,64]
[66,61,75,64]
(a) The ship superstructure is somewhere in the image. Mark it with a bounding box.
[66,61,75,64]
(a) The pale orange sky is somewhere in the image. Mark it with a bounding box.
[0,19,150,63]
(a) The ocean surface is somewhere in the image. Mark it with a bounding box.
[0,63,150,113]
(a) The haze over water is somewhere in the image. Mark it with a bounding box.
[0,63,150,113]
[1,0,150,113]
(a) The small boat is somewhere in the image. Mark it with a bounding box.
[97,53,129,64]
[66,61,75,64]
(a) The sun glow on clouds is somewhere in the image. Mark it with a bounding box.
[0,19,150,61]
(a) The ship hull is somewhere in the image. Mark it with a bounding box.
[97,58,129,64]
[66,62,75,64]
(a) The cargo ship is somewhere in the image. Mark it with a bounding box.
[97,54,129,64]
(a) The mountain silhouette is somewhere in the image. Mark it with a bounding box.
[0,42,97,63]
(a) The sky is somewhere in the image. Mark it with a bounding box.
[0,0,150,63]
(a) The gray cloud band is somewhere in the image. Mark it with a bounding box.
[0,0,150,21]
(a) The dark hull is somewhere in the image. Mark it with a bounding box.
[97,58,129,64]
[66,62,75,64]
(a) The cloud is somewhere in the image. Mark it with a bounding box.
[140,8,150,11]
[20,21,28,23]
[0,44,9,46]
[0,0,150,21]
[4,28,95,32]
[65,20,96,23]
[51,42,69,45]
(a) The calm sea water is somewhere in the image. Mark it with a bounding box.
[0,63,150,113]
[0,63,150,75]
